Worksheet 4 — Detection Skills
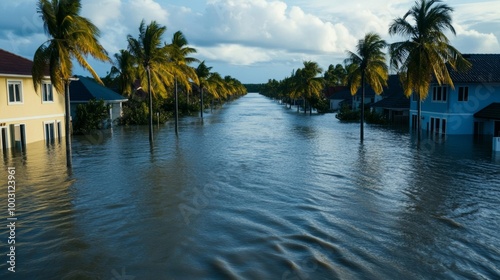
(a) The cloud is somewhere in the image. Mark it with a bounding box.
[1,0,499,83]
[196,44,272,65]
[452,26,500,53]
[192,1,356,50]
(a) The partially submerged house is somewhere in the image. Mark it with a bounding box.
[410,54,500,136]
[371,75,409,125]
[325,86,351,111]
[0,49,65,151]
[69,75,128,125]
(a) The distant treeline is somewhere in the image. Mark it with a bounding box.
[243,84,264,93]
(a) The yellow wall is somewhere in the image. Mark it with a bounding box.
[0,75,66,147]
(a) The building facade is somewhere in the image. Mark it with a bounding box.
[410,54,500,136]
[0,49,65,153]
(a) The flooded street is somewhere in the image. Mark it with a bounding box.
[1,93,499,279]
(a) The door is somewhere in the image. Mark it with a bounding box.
[45,122,55,144]
[0,127,8,153]
[13,124,26,151]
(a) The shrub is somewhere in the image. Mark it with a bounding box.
[73,99,109,134]
[336,104,360,121]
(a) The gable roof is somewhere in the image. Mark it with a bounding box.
[448,54,500,83]
[70,75,128,103]
[474,103,500,120]
[371,75,409,110]
[371,92,410,110]
[325,86,351,100]
[0,48,36,76]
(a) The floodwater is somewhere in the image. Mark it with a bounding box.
[1,93,499,279]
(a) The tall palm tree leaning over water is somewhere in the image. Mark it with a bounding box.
[32,0,109,168]
[389,0,471,142]
[127,20,171,147]
[345,32,388,141]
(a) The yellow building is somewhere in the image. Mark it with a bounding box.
[0,49,65,152]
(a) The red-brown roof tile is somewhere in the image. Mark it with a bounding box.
[0,48,36,76]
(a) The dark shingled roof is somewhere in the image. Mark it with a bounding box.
[474,103,500,120]
[0,48,35,76]
[448,54,500,83]
[325,86,351,100]
[371,75,409,109]
[70,75,127,102]
[371,93,410,110]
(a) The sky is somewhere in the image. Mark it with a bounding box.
[1,0,499,84]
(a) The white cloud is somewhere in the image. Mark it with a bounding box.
[196,44,272,65]
[170,0,359,67]
[453,26,500,53]
[1,0,499,83]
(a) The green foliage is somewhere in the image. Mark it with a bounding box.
[324,64,347,87]
[244,84,263,93]
[336,104,359,121]
[74,99,109,134]
[310,96,332,114]
[33,0,109,94]
[118,98,169,125]
[365,111,388,125]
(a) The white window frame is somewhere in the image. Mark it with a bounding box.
[42,81,54,103]
[7,80,23,105]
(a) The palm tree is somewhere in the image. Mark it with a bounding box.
[32,0,109,167]
[324,63,348,87]
[345,32,388,141]
[127,20,171,146]
[298,61,324,115]
[109,49,137,96]
[195,61,213,119]
[166,31,199,134]
[389,0,471,141]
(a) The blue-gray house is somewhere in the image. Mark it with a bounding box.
[410,54,500,136]
[69,75,128,124]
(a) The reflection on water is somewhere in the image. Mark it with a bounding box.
[1,93,499,279]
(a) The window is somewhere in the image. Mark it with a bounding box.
[458,86,469,102]
[432,86,447,102]
[7,81,22,104]
[42,82,53,102]
[412,93,419,102]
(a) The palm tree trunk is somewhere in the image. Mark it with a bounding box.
[200,87,204,119]
[174,76,179,135]
[310,100,312,116]
[64,82,72,168]
[417,94,422,142]
[360,72,365,141]
[147,66,153,146]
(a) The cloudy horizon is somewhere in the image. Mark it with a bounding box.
[1,0,499,84]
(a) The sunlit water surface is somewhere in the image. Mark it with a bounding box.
[1,93,499,279]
